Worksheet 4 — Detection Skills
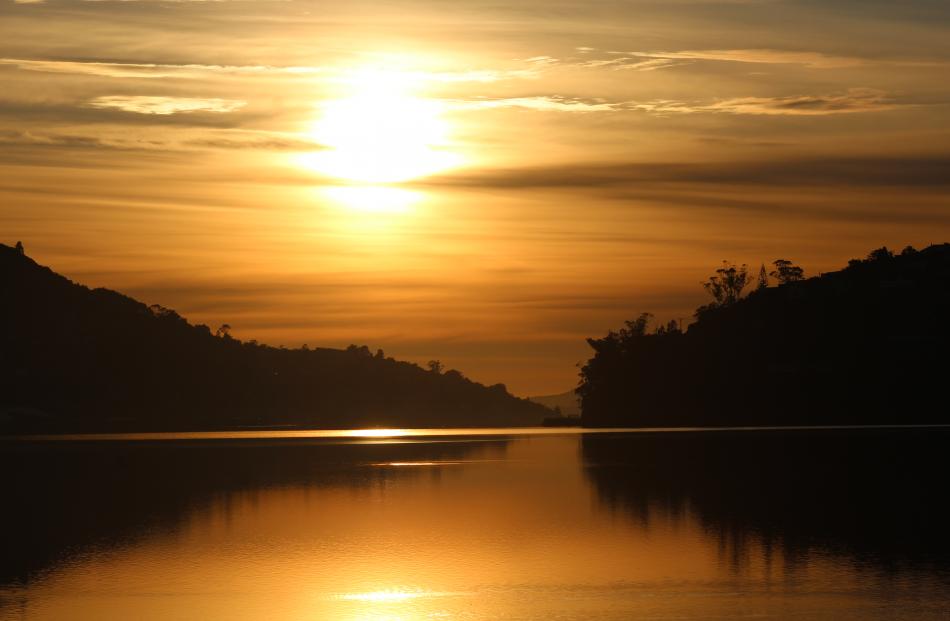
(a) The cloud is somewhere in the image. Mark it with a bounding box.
[451,96,620,112]
[577,57,686,72]
[0,58,323,79]
[0,129,113,149]
[184,135,324,151]
[452,90,899,117]
[704,89,896,115]
[424,155,950,191]
[0,58,536,84]
[563,47,883,72]
[635,49,865,69]
[630,89,897,116]
[87,96,246,115]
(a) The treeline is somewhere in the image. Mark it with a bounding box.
[579,244,950,427]
[0,244,547,432]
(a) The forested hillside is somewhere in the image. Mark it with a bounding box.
[0,244,548,432]
[579,244,950,427]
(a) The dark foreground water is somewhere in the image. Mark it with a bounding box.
[2,426,949,620]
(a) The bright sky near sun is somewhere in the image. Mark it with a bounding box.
[2,0,950,394]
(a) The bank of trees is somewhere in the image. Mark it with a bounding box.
[0,244,548,432]
[578,245,950,427]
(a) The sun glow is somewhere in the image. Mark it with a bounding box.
[321,186,421,214]
[302,67,460,184]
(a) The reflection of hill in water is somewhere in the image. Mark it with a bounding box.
[0,438,507,585]
[582,428,950,574]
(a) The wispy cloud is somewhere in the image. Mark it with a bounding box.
[453,90,900,117]
[452,96,620,112]
[577,57,685,72]
[425,155,950,191]
[562,47,874,72]
[87,96,246,115]
[184,134,324,151]
[631,89,897,116]
[635,49,865,69]
[0,129,113,148]
[703,89,896,115]
[0,58,537,84]
[0,58,322,79]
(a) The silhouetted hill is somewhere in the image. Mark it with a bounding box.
[579,244,950,427]
[0,245,548,432]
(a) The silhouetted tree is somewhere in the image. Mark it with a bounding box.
[901,245,918,256]
[770,259,804,285]
[375,348,385,359]
[215,324,231,338]
[148,304,178,320]
[756,264,769,290]
[868,246,894,261]
[702,262,751,307]
[620,313,653,342]
[655,319,681,336]
[427,360,444,374]
[14,241,24,255]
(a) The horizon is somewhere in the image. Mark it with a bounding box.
[3,1,950,395]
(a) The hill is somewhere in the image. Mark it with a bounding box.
[579,244,950,427]
[0,244,549,432]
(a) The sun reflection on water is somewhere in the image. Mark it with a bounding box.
[332,588,464,621]
[340,589,431,602]
[342,428,412,438]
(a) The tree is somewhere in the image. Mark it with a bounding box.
[346,344,371,357]
[620,313,653,342]
[427,360,444,374]
[867,246,894,261]
[215,324,232,338]
[702,262,752,307]
[14,241,24,255]
[770,259,804,285]
[444,369,467,381]
[756,264,769,290]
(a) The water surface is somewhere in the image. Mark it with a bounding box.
[2,427,949,620]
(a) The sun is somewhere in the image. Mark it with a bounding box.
[302,67,460,184]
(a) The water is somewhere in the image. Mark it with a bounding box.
[2,427,949,620]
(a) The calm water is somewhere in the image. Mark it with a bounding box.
[2,427,949,620]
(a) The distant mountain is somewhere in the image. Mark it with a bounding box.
[528,391,580,417]
[0,244,549,432]
[579,244,950,427]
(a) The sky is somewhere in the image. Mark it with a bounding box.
[2,0,950,395]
